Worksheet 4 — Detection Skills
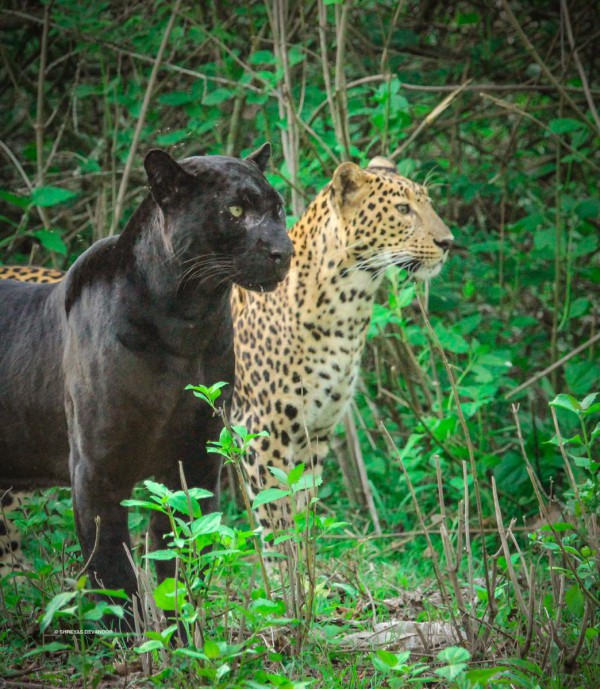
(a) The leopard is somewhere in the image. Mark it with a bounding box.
[0,144,294,601]
[0,265,65,283]
[230,156,453,541]
[0,266,65,575]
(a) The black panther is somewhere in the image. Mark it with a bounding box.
[0,144,293,598]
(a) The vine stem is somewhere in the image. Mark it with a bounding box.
[109,0,182,236]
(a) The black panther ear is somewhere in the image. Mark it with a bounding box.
[144,149,193,207]
[245,142,271,172]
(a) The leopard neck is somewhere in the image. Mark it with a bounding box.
[285,186,383,313]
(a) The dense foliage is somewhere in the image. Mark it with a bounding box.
[0,1,598,687]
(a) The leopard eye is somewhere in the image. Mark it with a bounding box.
[229,205,244,218]
[396,203,410,215]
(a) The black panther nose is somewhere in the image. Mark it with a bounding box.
[434,238,453,252]
[270,246,295,265]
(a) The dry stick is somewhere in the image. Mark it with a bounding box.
[506,332,600,399]
[499,0,592,128]
[343,410,382,535]
[379,423,452,610]
[74,516,101,581]
[333,1,351,160]
[491,480,530,623]
[560,0,600,134]
[511,404,600,608]
[480,93,600,175]
[414,292,492,594]
[108,0,182,236]
[3,9,267,97]
[32,4,52,242]
[435,458,474,648]
[390,80,472,160]
[217,406,273,601]
[549,407,583,512]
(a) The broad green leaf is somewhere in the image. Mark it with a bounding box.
[191,511,222,535]
[24,642,73,657]
[143,480,171,497]
[548,118,586,134]
[204,639,221,659]
[203,88,233,105]
[32,186,78,207]
[156,129,188,146]
[121,498,164,511]
[40,591,78,632]
[159,91,196,106]
[166,491,201,517]
[153,577,186,611]
[565,585,584,617]
[144,549,177,561]
[34,229,67,255]
[0,189,29,209]
[287,463,305,485]
[549,394,581,415]
[580,392,599,411]
[136,639,164,653]
[376,649,400,667]
[252,488,290,508]
[268,465,290,484]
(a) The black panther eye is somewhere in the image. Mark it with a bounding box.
[396,203,410,215]
[229,205,244,218]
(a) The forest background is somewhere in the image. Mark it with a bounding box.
[0,1,598,688]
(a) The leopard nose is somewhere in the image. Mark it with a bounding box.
[434,238,453,252]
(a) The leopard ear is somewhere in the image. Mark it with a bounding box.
[331,162,370,211]
[144,149,193,207]
[245,142,271,172]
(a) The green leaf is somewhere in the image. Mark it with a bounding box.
[204,639,221,659]
[121,498,164,511]
[549,394,581,415]
[203,88,233,105]
[40,591,78,632]
[0,189,30,209]
[376,649,400,667]
[287,463,305,486]
[167,491,201,517]
[291,473,323,494]
[153,577,186,611]
[191,511,222,535]
[465,667,508,683]
[249,50,277,65]
[144,549,177,561]
[143,480,171,497]
[34,229,67,255]
[23,642,73,657]
[251,488,290,508]
[136,639,165,653]
[565,585,584,617]
[159,91,196,106]
[580,393,599,411]
[267,465,289,484]
[156,129,188,146]
[548,118,586,134]
[31,186,78,207]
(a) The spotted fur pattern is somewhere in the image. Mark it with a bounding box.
[0,266,65,573]
[231,158,454,538]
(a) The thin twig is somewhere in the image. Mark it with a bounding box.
[506,332,600,399]
[499,0,592,128]
[560,0,600,134]
[109,0,182,235]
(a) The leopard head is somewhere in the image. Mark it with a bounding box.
[329,157,453,280]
